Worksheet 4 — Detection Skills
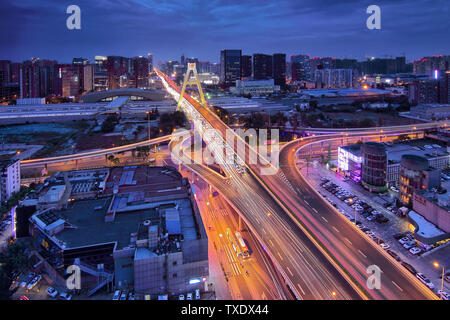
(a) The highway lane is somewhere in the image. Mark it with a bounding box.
[20,135,171,167]
[169,135,361,300]
[273,132,443,300]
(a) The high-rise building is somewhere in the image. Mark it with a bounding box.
[399,155,440,206]
[107,56,130,89]
[0,158,20,203]
[241,55,252,78]
[291,54,311,82]
[0,60,20,101]
[220,50,241,86]
[20,59,58,99]
[253,53,272,80]
[408,80,440,104]
[272,53,286,87]
[314,69,356,88]
[132,56,150,88]
[57,64,81,97]
[94,56,108,91]
[148,53,154,72]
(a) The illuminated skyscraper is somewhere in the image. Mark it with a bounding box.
[220,50,241,86]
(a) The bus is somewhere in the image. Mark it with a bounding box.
[226,228,243,258]
[235,232,250,258]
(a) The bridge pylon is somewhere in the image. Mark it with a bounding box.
[177,63,208,110]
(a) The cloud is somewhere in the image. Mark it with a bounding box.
[0,0,448,63]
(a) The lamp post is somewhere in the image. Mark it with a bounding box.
[146,111,151,140]
[434,262,445,299]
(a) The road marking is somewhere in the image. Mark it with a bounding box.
[297,283,306,296]
[312,208,318,214]
[392,281,403,292]
[269,239,274,247]
[277,251,284,261]
[286,267,293,276]
[357,250,367,258]
[344,237,352,245]
[321,216,328,223]
[332,226,340,233]
[304,200,310,206]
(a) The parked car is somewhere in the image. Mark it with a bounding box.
[399,237,410,245]
[46,286,58,298]
[112,290,121,300]
[128,292,135,300]
[416,273,434,290]
[120,291,127,300]
[187,293,193,300]
[59,292,72,300]
[437,290,450,300]
[403,242,415,250]
[380,243,390,250]
[409,247,422,255]
[401,262,417,275]
[195,289,200,300]
[178,294,185,300]
[386,249,402,262]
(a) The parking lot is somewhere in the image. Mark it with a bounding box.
[302,162,450,299]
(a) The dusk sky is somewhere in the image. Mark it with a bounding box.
[1,0,449,64]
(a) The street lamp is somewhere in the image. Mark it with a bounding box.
[146,111,151,140]
[326,291,337,300]
[434,262,445,299]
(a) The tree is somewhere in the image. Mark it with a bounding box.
[0,241,32,299]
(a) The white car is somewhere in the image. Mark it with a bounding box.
[46,286,58,298]
[409,247,422,255]
[186,293,193,300]
[399,237,410,245]
[380,243,390,250]
[416,273,434,290]
[437,290,450,300]
[179,294,185,300]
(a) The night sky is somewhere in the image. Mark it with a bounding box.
[1,0,449,64]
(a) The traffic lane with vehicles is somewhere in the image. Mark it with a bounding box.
[304,163,450,295]
[278,139,437,300]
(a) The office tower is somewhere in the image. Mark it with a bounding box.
[106,56,130,89]
[148,53,154,72]
[272,53,286,87]
[253,53,272,80]
[56,64,80,97]
[132,56,150,88]
[241,55,252,78]
[94,56,108,91]
[20,58,58,98]
[220,50,241,86]
[291,54,311,81]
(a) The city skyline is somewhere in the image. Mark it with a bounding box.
[1,0,449,63]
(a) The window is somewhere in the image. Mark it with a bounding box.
[173,273,177,278]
